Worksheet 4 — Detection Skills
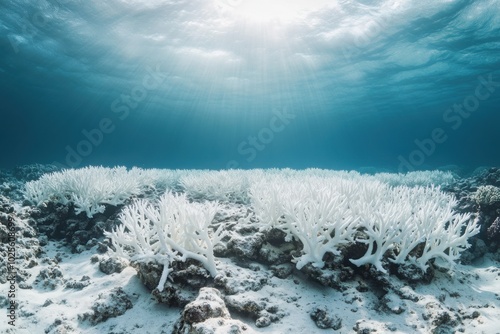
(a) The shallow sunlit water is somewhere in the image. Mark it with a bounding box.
[1,0,499,171]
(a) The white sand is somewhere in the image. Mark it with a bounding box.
[2,240,499,334]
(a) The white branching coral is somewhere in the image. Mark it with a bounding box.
[282,187,358,270]
[250,175,478,273]
[105,192,226,292]
[372,170,456,187]
[350,186,478,272]
[250,176,366,269]
[24,167,477,278]
[248,176,288,232]
[23,166,178,218]
[411,210,478,271]
[180,169,262,203]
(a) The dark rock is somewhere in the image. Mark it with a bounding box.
[395,262,434,283]
[44,318,75,334]
[262,228,288,246]
[135,261,207,306]
[42,299,53,307]
[39,234,48,246]
[379,292,406,314]
[460,238,489,264]
[173,287,256,334]
[96,242,109,253]
[255,316,271,328]
[224,296,265,318]
[227,232,265,259]
[431,325,455,334]
[80,287,133,325]
[65,276,91,290]
[30,201,122,252]
[356,281,369,292]
[213,242,229,257]
[270,264,293,279]
[135,262,164,291]
[353,324,375,334]
[310,306,342,330]
[247,263,261,271]
[487,217,500,240]
[214,268,268,295]
[35,266,64,290]
[99,256,128,275]
[152,283,198,307]
[394,285,420,302]
[171,264,212,288]
[432,311,451,326]
[182,288,230,324]
[301,264,348,291]
[258,242,295,265]
[423,302,459,334]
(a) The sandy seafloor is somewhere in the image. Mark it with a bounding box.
[3,242,500,334]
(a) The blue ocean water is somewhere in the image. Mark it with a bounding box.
[1,0,499,172]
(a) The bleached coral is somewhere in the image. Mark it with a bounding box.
[351,185,478,272]
[258,169,456,187]
[250,174,478,273]
[25,167,476,276]
[180,169,263,203]
[372,170,456,187]
[248,176,288,232]
[105,192,226,291]
[283,186,358,270]
[250,176,363,269]
[23,166,178,218]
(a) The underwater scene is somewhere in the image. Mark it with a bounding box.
[1,1,500,333]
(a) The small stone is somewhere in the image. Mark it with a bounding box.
[270,264,293,279]
[97,242,108,253]
[255,316,271,328]
[356,282,369,292]
[310,306,342,330]
[84,287,133,325]
[99,257,128,275]
[182,288,230,324]
[248,263,261,271]
[43,299,53,307]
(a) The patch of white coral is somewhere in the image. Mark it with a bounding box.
[370,170,456,187]
[23,166,179,218]
[24,167,454,219]
[24,166,473,278]
[249,174,478,273]
[105,192,226,291]
[179,169,264,203]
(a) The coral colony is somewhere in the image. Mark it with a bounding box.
[25,167,478,291]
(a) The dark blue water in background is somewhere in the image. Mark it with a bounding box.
[1,0,499,173]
